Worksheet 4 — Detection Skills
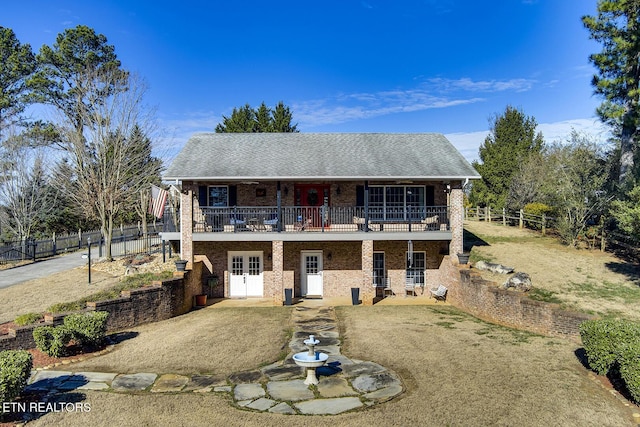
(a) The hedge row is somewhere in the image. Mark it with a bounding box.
[580,319,640,403]
[33,311,109,357]
[0,350,33,405]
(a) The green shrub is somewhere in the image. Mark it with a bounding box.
[619,342,640,404]
[0,350,33,404]
[523,203,553,230]
[33,325,72,358]
[63,311,109,347]
[580,319,640,375]
[14,312,43,326]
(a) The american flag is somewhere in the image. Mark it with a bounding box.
[149,184,168,219]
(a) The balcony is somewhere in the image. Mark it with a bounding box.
[182,206,451,242]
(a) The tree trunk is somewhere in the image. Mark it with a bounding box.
[102,216,114,261]
[619,112,636,183]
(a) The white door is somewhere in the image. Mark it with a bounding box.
[229,251,263,297]
[301,251,323,297]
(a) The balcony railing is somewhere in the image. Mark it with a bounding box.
[192,206,450,233]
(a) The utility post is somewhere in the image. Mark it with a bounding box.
[87,237,92,284]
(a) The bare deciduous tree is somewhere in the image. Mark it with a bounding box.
[55,69,160,260]
[0,132,55,242]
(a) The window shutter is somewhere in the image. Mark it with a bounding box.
[229,185,237,206]
[426,186,435,206]
[198,186,207,207]
[356,185,364,206]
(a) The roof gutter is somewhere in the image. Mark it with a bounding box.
[163,175,482,182]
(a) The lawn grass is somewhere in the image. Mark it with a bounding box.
[464,220,640,321]
[26,305,635,426]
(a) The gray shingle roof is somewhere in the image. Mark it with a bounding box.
[164,133,480,181]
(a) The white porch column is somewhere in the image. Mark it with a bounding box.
[180,188,194,267]
[449,182,464,262]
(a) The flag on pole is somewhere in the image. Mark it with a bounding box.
[149,185,168,219]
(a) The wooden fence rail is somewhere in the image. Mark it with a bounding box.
[464,207,550,235]
[465,206,639,258]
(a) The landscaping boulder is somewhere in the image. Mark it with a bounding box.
[502,272,532,292]
[475,261,514,274]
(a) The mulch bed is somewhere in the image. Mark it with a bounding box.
[1,320,107,369]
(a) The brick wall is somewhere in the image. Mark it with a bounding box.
[439,258,593,341]
[0,271,197,351]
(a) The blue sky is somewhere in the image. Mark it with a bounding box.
[4,0,608,162]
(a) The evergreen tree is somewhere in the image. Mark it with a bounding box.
[28,25,126,137]
[215,101,298,133]
[254,102,272,132]
[271,101,298,132]
[0,27,36,140]
[470,106,544,209]
[583,1,640,184]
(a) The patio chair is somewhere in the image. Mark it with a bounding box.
[263,214,278,231]
[229,216,250,232]
[405,277,417,297]
[421,215,439,231]
[295,216,312,231]
[428,285,448,302]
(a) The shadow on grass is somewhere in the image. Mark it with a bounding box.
[605,261,640,285]
[107,331,139,345]
[574,347,636,405]
[463,229,490,252]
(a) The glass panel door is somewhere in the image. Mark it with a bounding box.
[373,252,385,287]
[406,252,425,288]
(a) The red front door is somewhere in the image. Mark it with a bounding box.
[294,184,330,227]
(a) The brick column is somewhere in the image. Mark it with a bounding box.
[180,189,194,267]
[361,240,374,305]
[449,182,464,263]
[272,240,284,305]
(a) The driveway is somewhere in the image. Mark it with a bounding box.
[0,248,99,290]
[0,238,148,289]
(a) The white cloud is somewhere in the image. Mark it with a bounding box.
[294,77,537,128]
[446,118,611,163]
[536,118,609,143]
[295,94,484,127]
[428,77,536,93]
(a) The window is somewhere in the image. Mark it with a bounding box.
[208,186,228,207]
[373,252,385,287]
[406,252,425,287]
[369,186,426,220]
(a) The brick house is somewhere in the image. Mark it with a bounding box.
[162,133,479,305]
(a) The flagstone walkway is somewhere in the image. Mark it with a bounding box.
[25,306,403,416]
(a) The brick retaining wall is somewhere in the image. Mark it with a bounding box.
[440,257,593,341]
[0,271,198,351]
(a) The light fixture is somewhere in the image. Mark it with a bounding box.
[327,252,332,261]
[336,186,341,196]
[284,186,288,196]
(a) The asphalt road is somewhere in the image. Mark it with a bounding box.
[0,246,101,290]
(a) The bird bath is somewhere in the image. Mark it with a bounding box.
[292,335,329,385]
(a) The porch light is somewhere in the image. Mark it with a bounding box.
[327,252,332,261]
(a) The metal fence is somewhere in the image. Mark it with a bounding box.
[196,205,450,233]
[0,223,164,265]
